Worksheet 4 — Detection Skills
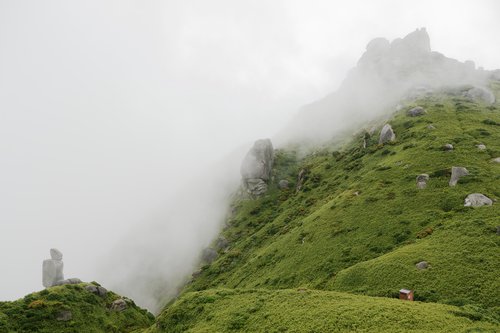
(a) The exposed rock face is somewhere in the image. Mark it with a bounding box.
[443,144,454,151]
[416,261,429,270]
[476,144,486,150]
[241,139,274,196]
[407,106,426,117]
[416,174,429,189]
[464,86,495,104]
[201,248,218,264]
[110,299,127,312]
[42,249,64,288]
[464,193,493,207]
[278,179,289,189]
[379,124,396,144]
[54,278,82,286]
[449,167,469,186]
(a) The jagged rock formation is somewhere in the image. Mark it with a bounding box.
[464,193,493,207]
[379,124,396,144]
[416,174,429,189]
[241,139,274,196]
[42,249,64,288]
[449,167,469,186]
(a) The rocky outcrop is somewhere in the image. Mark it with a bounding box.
[110,299,128,312]
[296,169,308,192]
[85,285,108,297]
[54,278,82,286]
[449,167,469,186]
[416,174,429,189]
[42,249,64,288]
[407,106,426,117]
[379,124,396,144]
[241,139,274,196]
[464,193,493,207]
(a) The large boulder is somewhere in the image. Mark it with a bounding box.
[407,106,426,117]
[42,248,64,288]
[442,144,453,151]
[415,261,429,270]
[464,86,495,104]
[241,139,274,196]
[464,193,493,207]
[416,174,429,189]
[110,299,127,312]
[449,167,469,186]
[379,124,396,144]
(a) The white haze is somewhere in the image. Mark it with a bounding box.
[1,0,499,312]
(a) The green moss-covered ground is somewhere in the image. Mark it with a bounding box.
[0,282,154,333]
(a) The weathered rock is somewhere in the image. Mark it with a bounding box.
[464,193,493,207]
[442,144,453,151]
[243,178,268,196]
[496,226,500,236]
[110,299,127,312]
[296,169,308,192]
[464,86,495,104]
[54,278,82,286]
[278,179,289,189]
[407,106,426,117]
[56,310,72,321]
[241,139,274,196]
[215,236,229,251]
[85,285,107,297]
[492,157,500,163]
[427,124,435,130]
[476,144,486,150]
[42,249,64,288]
[201,248,218,264]
[416,261,429,270]
[449,166,469,186]
[416,174,429,189]
[379,124,396,144]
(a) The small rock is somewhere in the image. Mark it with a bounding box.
[415,261,429,270]
[110,299,127,312]
[427,124,435,130]
[492,157,500,163]
[464,193,493,207]
[476,144,486,150]
[85,285,98,294]
[201,248,218,264]
[407,106,426,117]
[54,278,82,286]
[85,285,107,297]
[449,167,469,186]
[496,226,500,236]
[56,310,72,321]
[278,179,289,190]
[379,124,396,144]
[296,169,308,192]
[442,144,453,151]
[416,174,429,189]
[215,236,229,251]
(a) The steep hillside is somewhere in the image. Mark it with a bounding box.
[0,282,154,333]
[155,83,500,331]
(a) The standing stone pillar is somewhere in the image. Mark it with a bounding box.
[42,248,64,287]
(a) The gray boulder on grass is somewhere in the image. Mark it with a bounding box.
[443,144,453,151]
[110,299,127,312]
[416,261,429,270]
[464,193,493,207]
[464,86,495,104]
[407,106,426,116]
[476,144,486,150]
[416,174,429,189]
[379,124,396,144]
[278,179,289,189]
[492,157,500,163]
[449,166,469,186]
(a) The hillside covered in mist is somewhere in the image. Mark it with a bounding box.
[1,29,499,332]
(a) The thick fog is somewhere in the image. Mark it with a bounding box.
[1,0,499,312]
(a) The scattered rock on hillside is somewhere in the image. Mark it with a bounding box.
[407,106,426,116]
[241,139,274,196]
[416,174,429,189]
[215,236,229,251]
[449,167,469,186]
[443,144,453,151]
[427,124,435,130]
[85,285,107,297]
[110,299,127,312]
[202,248,218,264]
[296,169,308,192]
[279,179,289,190]
[476,144,486,150]
[416,261,429,270]
[379,124,396,144]
[464,86,495,104]
[464,193,493,207]
[496,226,500,236]
[56,310,72,321]
[493,157,500,163]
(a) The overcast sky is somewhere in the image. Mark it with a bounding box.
[1,0,499,309]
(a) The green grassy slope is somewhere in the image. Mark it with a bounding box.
[148,289,498,333]
[162,84,500,331]
[0,282,154,333]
